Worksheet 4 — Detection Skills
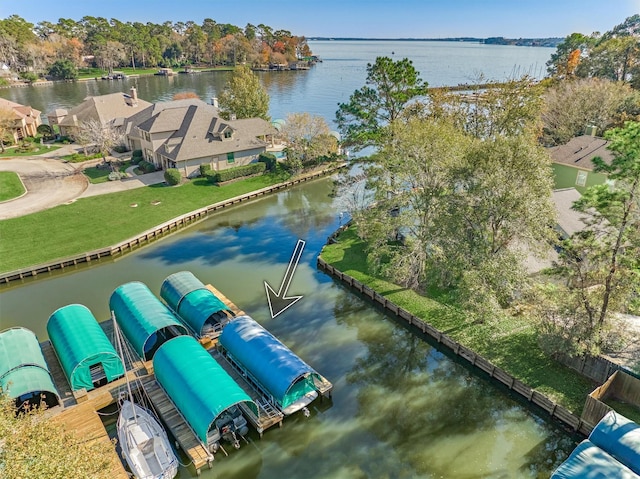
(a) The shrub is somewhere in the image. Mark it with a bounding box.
[113,144,129,153]
[259,152,277,171]
[164,168,182,185]
[20,72,38,83]
[199,163,211,176]
[206,162,266,184]
[138,160,156,173]
[130,156,143,165]
[132,149,143,158]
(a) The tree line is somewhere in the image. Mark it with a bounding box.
[0,15,313,80]
[334,15,640,358]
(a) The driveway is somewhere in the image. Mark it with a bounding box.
[0,157,88,219]
[0,150,166,219]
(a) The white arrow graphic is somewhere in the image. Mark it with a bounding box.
[264,239,305,318]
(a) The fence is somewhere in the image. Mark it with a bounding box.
[317,257,594,436]
[556,352,639,384]
[0,165,344,285]
[582,370,640,427]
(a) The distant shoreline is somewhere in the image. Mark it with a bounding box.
[308,37,561,47]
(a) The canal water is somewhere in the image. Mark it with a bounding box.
[0,176,576,478]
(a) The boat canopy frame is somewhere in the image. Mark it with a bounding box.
[0,327,59,408]
[109,281,188,361]
[153,335,257,444]
[47,304,125,391]
[160,271,232,337]
[218,315,322,411]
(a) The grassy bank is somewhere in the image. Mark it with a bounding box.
[0,172,25,201]
[0,169,290,273]
[320,227,595,414]
[76,66,235,80]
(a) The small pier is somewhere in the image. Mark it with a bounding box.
[140,377,214,473]
[209,348,284,435]
[51,402,129,479]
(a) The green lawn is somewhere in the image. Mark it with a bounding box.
[320,227,595,413]
[0,172,25,201]
[77,66,235,80]
[83,161,133,184]
[0,168,291,273]
[0,144,61,158]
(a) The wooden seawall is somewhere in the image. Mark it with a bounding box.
[316,256,594,437]
[0,164,345,285]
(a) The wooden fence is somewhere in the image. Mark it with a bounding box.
[582,370,640,427]
[0,165,344,285]
[316,256,594,436]
[556,352,639,384]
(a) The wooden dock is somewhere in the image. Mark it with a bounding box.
[141,376,213,473]
[209,348,284,435]
[206,284,245,316]
[51,402,129,479]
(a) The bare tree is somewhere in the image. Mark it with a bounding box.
[76,119,122,161]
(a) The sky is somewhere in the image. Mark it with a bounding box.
[2,0,639,39]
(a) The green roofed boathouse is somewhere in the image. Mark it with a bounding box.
[0,327,60,409]
[47,304,125,392]
[153,335,258,454]
[219,315,329,415]
[109,281,188,361]
[160,271,234,338]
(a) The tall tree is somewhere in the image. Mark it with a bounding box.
[0,107,16,152]
[547,32,596,77]
[217,65,270,121]
[280,112,338,171]
[556,121,640,342]
[442,133,556,315]
[541,77,640,145]
[335,56,429,150]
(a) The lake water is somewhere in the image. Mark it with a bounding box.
[0,40,553,129]
[0,41,575,478]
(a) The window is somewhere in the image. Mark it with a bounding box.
[227,152,235,163]
[576,170,587,187]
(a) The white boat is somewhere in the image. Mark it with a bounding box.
[117,400,179,479]
[112,312,179,479]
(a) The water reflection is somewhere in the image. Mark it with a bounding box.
[0,176,576,478]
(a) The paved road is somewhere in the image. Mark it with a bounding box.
[0,151,164,220]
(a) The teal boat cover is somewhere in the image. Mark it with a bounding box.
[219,315,321,411]
[160,271,205,311]
[47,304,124,391]
[109,282,188,361]
[153,335,257,444]
[160,272,231,336]
[550,439,639,479]
[0,327,49,376]
[0,327,59,407]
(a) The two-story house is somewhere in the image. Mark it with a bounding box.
[124,99,278,177]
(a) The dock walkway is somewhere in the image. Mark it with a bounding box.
[209,348,284,435]
[51,402,129,479]
[141,376,213,473]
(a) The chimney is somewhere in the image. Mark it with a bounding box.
[211,97,219,109]
[584,125,597,136]
[130,87,138,104]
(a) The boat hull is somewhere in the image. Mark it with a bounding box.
[117,400,178,479]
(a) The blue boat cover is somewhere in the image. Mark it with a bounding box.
[47,304,124,391]
[219,315,321,410]
[589,411,640,476]
[109,282,188,361]
[153,336,257,443]
[551,439,639,479]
